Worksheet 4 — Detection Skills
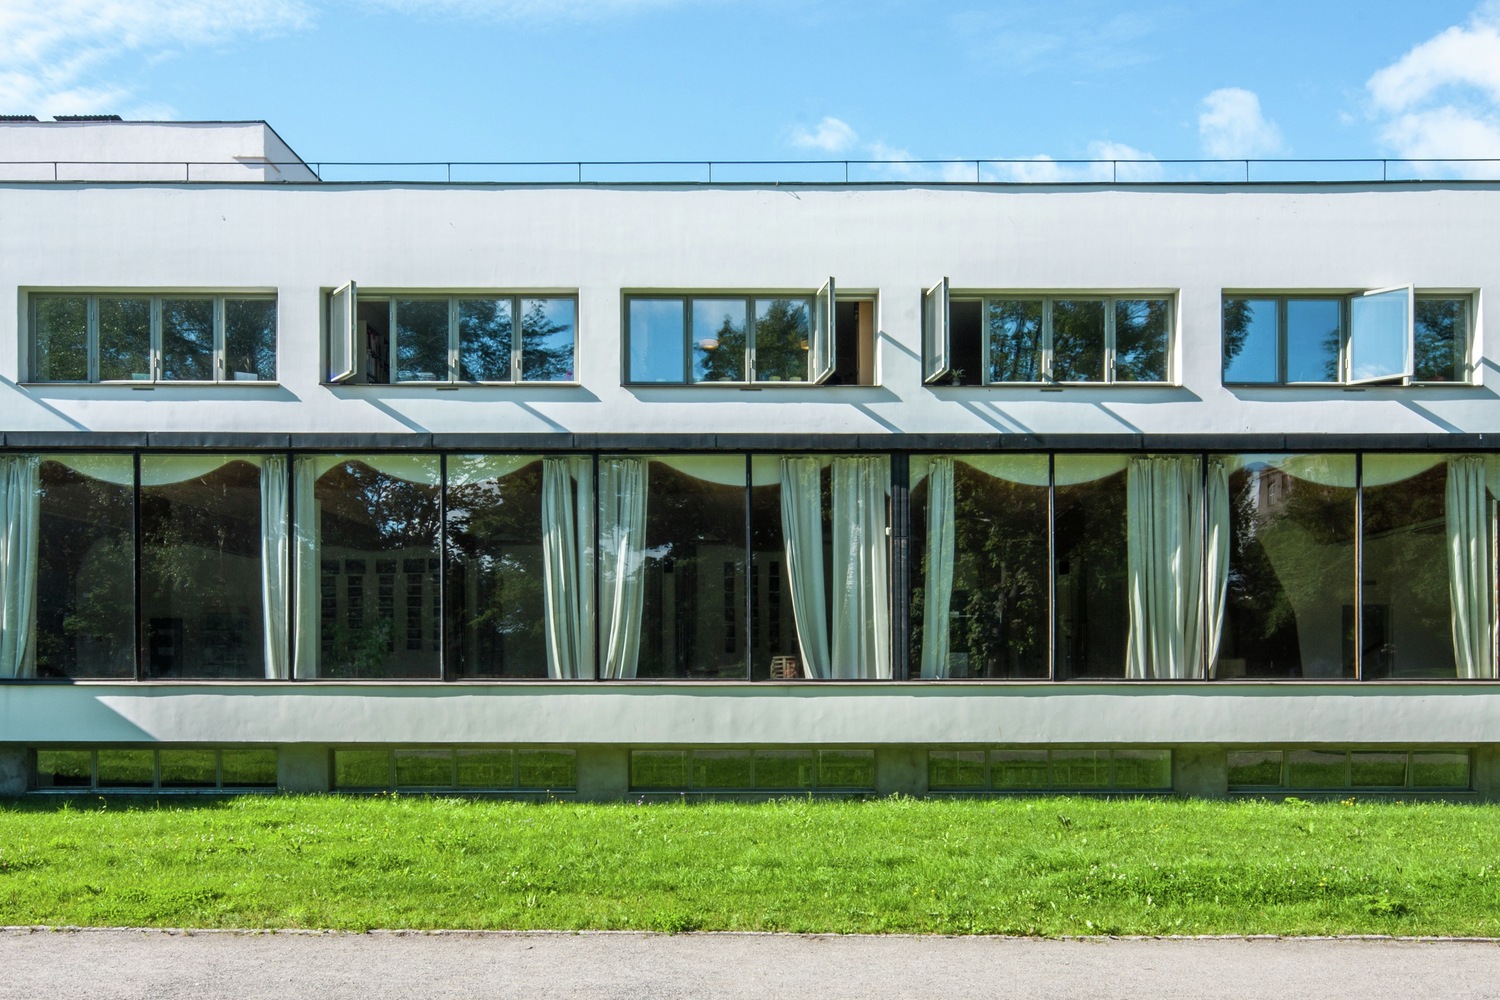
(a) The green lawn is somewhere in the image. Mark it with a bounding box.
[1,795,1498,936]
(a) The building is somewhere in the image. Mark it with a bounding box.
[0,118,1495,799]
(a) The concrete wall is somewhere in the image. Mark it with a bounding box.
[0,122,318,182]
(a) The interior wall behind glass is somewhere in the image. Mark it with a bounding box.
[445,457,546,678]
[749,456,811,679]
[1054,457,1127,679]
[313,457,441,679]
[1217,455,1356,679]
[636,456,747,679]
[140,457,264,679]
[36,456,134,678]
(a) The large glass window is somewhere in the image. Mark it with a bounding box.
[1054,457,1129,679]
[140,456,266,679]
[28,293,276,383]
[1413,297,1471,382]
[34,456,135,678]
[296,456,441,679]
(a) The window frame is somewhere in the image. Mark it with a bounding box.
[923,282,1177,386]
[1221,289,1475,387]
[324,284,579,386]
[621,283,840,387]
[26,290,278,385]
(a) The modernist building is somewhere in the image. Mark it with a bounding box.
[0,118,1496,798]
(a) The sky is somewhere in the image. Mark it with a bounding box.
[4,0,1500,179]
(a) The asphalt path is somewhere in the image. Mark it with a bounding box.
[3,929,1499,999]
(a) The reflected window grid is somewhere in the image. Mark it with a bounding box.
[975,295,1170,384]
[381,295,575,384]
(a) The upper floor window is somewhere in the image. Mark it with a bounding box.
[326,283,576,384]
[1222,289,1472,385]
[29,293,276,383]
[623,281,876,386]
[923,281,1172,385]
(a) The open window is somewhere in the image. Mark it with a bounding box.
[324,285,576,384]
[1347,285,1413,385]
[922,278,950,384]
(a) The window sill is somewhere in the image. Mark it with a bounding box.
[324,381,583,389]
[22,381,282,388]
[1223,381,1481,389]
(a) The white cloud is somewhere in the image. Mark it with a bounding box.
[987,141,1161,183]
[1198,87,1283,159]
[1366,3,1500,170]
[0,0,312,116]
[358,0,716,20]
[788,117,859,153]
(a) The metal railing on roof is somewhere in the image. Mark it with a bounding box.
[5,157,1500,184]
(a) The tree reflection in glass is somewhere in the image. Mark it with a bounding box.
[1054,458,1128,678]
[1362,458,1456,678]
[1050,300,1105,381]
[691,299,747,382]
[396,299,449,381]
[751,298,810,382]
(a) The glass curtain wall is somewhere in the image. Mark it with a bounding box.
[1055,457,1130,679]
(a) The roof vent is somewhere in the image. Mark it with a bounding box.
[53,114,123,122]
[0,115,40,122]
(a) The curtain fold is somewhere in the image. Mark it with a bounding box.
[291,455,321,679]
[598,457,648,679]
[260,456,290,679]
[1204,458,1230,675]
[832,455,892,679]
[1446,455,1497,679]
[780,457,831,679]
[1125,455,1205,680]
[918,456,955,679]
[0,456,41,678]
[542,457,595,679]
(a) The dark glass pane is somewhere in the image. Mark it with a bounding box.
[161,298,214,381]
[691,298,747,382]
[457,298,513,381]
[35,457,135,678]
[1285,298,1342,383]
[631,750,688,789]
[224,298,277,381]
[1287,749,1347,788]
[220,750,277,787]
[636,457,747,679]
[1223,297,1279,383]
[912,457,1048,679]
[818,749,874,788]
[1114,298,1169,381]
[752,298,810,383]
[1050,300,1105,381]
[1414,298,1468,382]
[947,298,983,385]
[1217,455,1356,679]
[520,297,575,381]
[1112,750,1171,789]
[1361,460,1454,679]
[140,457,264,679]
[35,750,92,789]
[627,298,685,383]
[98,296,151,381]
[313,457,441,678]
[1054,459,1128,679]
[1351,751,1407,787]
[97,749,155,788]
[1228,750,1284,788]
[32,295,88,381]
[158,750,217,788]
[334,750,391,789]
[395,298,449,381]
[445,456,546,678]
[986,300,1043,382]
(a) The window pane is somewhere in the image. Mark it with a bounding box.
[457,298,513,381]
[220,750,277,787]
[692,750,752,789]
[1287,749,1347,788]
[35,750,92,789]
[445,456,546,678]
[308,456,441,679]
[141,457,264,679]
[1055,457,1128,679]
[36,456,135,679]
[753,749,815,789]
[1351,751,1407,787]
[990,750,1048,789]
[1349,288,1410,382]
[457,749,514,788]
[158,750,217,788]
[520,297,575,381]
[628,299,686,383]
[1414,298,1468,382]
[519,749,576,788]
[691,299,747,382]
[1050,300,1105,381]
[160,298,215,381]
[1217,455,1356,679]
[818,749,874,788]
[1223,297,1279,383]
[752,298,810,383]
[1361,458,1455,679]
[986,300,1043,382]
[334,750,391,789]
[97,749,155,788]
[1112,749,1171,789]
[1113,299,1169,382]
[224,298,277,381]
[32,295,88,381]
[750,456,807,680]
[631,749,689,789]
[98,296,151,381]
[1051,749,1109,788]
[1411,751,1470,789]
[395,749,454,788]
[912,456,1048,679]
[1227,750,1283,787]
[929,750,986,789]
[1285,298,1342,382]
[395,298,449,381]
[636,456,747,679]
[948,299,983,385]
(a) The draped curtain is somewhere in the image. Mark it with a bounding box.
[917,456,955,679]
[1446,456,1497,679]
[832,456,891,678]
[597,457,648,679]
[260,456,290,679]
[1125,455,1205,679]
[0,456,40,678]
[542,457,595,679]
[779,457,832,679]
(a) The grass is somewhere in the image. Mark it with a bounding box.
[1,795,1499,936]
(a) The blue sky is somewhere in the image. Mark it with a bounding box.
[4,0,1500,175]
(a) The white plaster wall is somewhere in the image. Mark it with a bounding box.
[3,683,1495,746]
[0,181,1495,441]
[0,122,317,182]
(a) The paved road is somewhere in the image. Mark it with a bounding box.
[3,929,1499,999]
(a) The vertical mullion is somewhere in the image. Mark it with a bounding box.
[1042,299,1054,382]
[1354,452,1364,681]
[743,452,753,679]
[980,298,991,386]
[389,300,399,384]
[88,296,100,383]
[1104,297,1117,383]
[889,452,911,681]
[439,452,449,681]
[214,297,226,383]
[746,296,756,383]
[511,296,523,382]
[682,297,692,384]
[151,297,162,382]
[133,451,143,681]
[448,298,460,383]
[1047,452,1057,681]
[1278,299,1288,384]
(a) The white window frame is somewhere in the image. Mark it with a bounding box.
[27,290,278,384]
